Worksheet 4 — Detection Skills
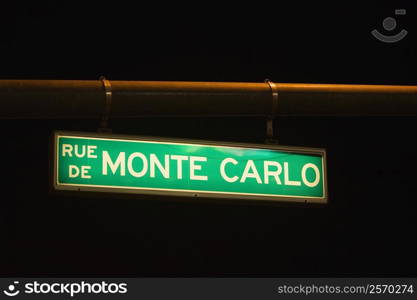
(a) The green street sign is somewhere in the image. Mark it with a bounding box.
[53,131,327,204]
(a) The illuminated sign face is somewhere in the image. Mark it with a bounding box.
[53,131,327,204]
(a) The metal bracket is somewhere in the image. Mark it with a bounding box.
[264,79,279,144]
[98,76,112,133]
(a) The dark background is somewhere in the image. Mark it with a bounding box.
[0,2,416,276]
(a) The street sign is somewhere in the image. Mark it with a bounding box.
[53,131,327,203]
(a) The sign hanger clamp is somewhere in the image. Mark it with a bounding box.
[264,79,279,144]
[98,76,112,133]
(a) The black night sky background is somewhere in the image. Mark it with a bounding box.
[0,2,417,277]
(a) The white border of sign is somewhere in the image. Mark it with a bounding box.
[52,131,328,204]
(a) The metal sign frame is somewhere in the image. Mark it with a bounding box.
[52,131,328,204]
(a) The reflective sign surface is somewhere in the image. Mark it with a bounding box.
[53,131,327,203]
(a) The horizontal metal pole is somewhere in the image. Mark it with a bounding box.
[1,80,417,119]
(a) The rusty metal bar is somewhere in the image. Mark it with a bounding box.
[0,80,417,118]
